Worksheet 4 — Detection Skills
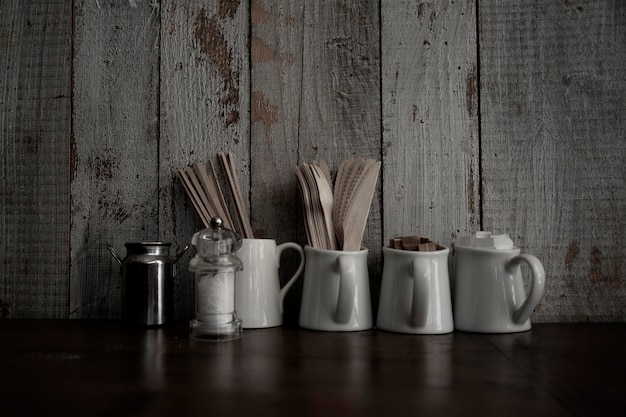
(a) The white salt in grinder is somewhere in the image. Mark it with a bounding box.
[189,217,243,341]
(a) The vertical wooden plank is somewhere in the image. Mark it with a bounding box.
[382,0,480,250]
[295,0,382,315]
[250,1,305,323]
[160,0,250,320]
[70,0,160,318]
[250,0,302,244]
[0,0,71,318]
[298,0,381,179]
[479,0,626,321]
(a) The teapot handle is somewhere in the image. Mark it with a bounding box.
[505,254,546,324]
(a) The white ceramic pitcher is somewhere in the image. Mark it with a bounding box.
[377,245,453,334]
[453,232,546,333]
[299,246,373,331]
[236,238,305,329]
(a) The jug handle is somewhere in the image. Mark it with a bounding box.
[107,244,122,264]
[506,254,546,324]
[334,255,356,324]
[276,242,305,315]
[173,244,190,263]
[410,257,430,327]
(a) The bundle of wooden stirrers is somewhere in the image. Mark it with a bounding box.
[295,158,381,251]
[177,152,254,238]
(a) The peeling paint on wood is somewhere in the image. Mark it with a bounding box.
[467,162,476,216]
[251,36,278,63]
[251,0,271,24]
[466,66,477,117]
[193,9,233,80]
[160,0,250,319]
[192,7,241,127]
[218,0,240,19]
[251,90,278,133]
[565,241,580,271]
[589,247,623,289]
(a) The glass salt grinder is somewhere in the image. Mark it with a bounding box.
[189,217,243,341]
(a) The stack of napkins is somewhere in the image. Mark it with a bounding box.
[456,231,515,250]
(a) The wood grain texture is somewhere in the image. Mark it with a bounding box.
[297,0,383,312]
[250,0,306,323]
[0,0,71,318]
[1,321,625,416]
[382,0,480,247]
[1,1,625,323]
[479,0,626,321]
[250,0,302,243]
[70,0,160,318]
[160,0,250,320]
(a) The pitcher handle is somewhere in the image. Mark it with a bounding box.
[410,257,430,327]
[277,242,305,314]
[505,254,546,324]
[334,255,356,324]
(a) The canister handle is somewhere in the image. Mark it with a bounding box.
[107,244,122,264]
[173,244,190,263]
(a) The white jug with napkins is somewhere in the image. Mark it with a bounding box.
[453,232,546,333]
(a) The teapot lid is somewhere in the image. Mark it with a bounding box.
[455,231,515,250]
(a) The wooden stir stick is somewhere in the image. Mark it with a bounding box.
[176,168,211,227]
[218,152,254,239]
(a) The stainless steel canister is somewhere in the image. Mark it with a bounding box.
[108,242,188,326]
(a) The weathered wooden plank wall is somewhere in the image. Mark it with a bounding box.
[160,0,250,319]
[251,0,382,322]
[1,0,624,322]
[0,0,71,318]
[250,0,382,321]
[382,0,480,254]
[249,0,305,322]
[480,0,626,321]
[70,0,160,318]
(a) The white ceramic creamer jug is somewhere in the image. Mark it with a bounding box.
[377,245,453,334]
[299,246,373,331]
[453,232,545,333]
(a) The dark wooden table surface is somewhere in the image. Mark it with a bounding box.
[0,320,624,416]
